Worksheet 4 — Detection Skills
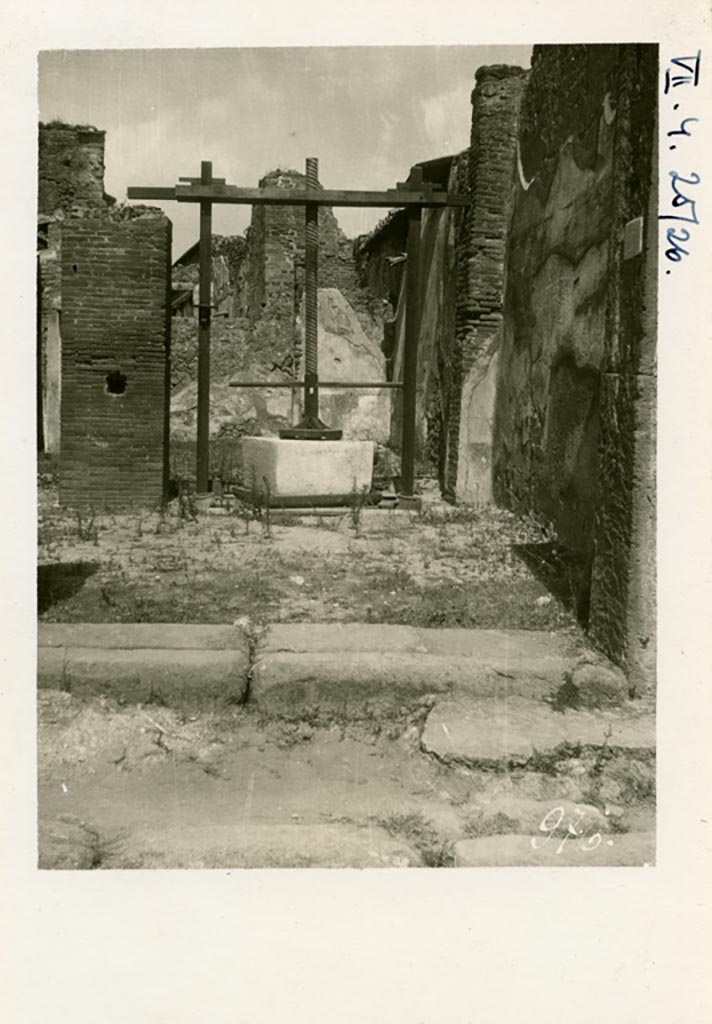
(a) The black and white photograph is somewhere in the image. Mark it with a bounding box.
[35,42,658,870]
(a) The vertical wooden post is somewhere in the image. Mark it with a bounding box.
[36,257,44,453]
[196,160,212,493]
[401,206,422,498]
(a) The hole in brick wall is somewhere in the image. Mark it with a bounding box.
[105,370,127,395]
[72,264,78,273]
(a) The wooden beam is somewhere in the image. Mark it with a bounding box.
[400,207,422,498]
[178,176,226,184]
[228,381,404,389]
[196,161,212,494]
[171,184,469,208]
[126,186,176,200]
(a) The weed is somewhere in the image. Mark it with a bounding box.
[74,506,99,544]
[177,482,198,521]
[462,810,521,839]
[348,481,370,536]
[377,811,454,868]
[261,477,273,540]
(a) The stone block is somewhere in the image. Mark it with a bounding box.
[561,661,630,708]
[453,831,655,867]
[251,625,581,719]
[422,697,655,765]
[104,822,420,869]
[239,437,374,498]
[39,622,247,651]
[464,797,614,837]
[261,622,423,655]
[65,648,249,706]
[38,815,100,870]
[37,645,67,690]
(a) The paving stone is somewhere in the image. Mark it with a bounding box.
[464,797,614,836]
[38,815,100,870]
[422,697,655,764]
[103,822,421,869]
[453,831,655,867]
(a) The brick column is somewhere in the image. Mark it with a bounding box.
[59,216,172,510]
[445,64,527,504]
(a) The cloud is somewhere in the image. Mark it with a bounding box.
[419,84,471,152]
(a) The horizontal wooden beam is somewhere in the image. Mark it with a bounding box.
[127,184,469,208]
[178,176,226,184]
[127,186,176,201]
[176,184,468,207]
[228,380,404,389]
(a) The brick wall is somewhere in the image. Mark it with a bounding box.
[444,65,527,502]
[59,216,172,510]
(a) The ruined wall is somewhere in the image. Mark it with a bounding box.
[38,123,111,453]
[384,155,467,473]
[59,216,172,510]
[245,169,379,367]
[492,44,657,685]
[588,46,657,689]
[37,221,64,452]
[38,123,107,218]
[354,209,409,313]
[350,154,469,472]
[444,65,527,504]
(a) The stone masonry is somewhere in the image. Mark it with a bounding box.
[38,123,108,219]
[59,215,172,510]
[244,168,379,368]
[38,123,111,453]
[491,44,657,688]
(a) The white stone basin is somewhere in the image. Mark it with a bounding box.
[239,437,375,498]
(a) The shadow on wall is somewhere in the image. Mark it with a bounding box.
[513,542,593,628]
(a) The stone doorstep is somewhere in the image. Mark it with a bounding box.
[250,651,564,715]
[38,622,249,652]
[37,647,250,705]
[36,622,627,718]
[422,698,656,764]
[251,625,579,713]
[453,832,655,867]
[260,623,576,669]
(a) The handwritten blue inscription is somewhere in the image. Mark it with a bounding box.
[661,171,701,261]
[660,52,701,271]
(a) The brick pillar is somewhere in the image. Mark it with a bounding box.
[445,64,527,504]
[59,216,172,510]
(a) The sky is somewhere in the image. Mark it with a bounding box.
[38,46,531,256]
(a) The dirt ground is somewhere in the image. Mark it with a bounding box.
[38,476,585,633]
[37,691,654,869]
